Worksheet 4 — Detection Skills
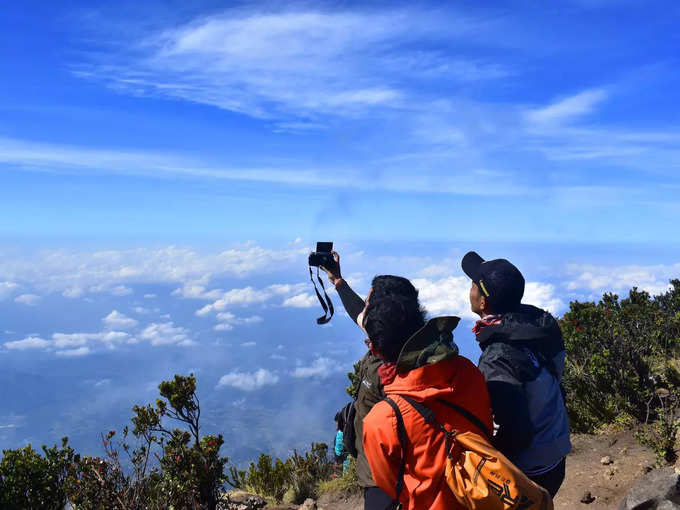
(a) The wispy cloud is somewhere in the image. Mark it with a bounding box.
[76,8,503,119]
[14,294,41,306]
[0,136,533,196]
[0,282,19,300]
[525,89,608,126]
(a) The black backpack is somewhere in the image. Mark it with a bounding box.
[339,402,358,458]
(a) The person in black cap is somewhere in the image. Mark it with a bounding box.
[462,251,571,497]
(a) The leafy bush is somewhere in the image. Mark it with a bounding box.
[67,373,229,509]
[318,457,360,495]
[228,453,290,503]
[0,437,76,509]
[287,442,334,502]
[635,389,680,465]
[562,282,680,433]
[227,442,334,504]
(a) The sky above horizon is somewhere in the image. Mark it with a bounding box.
[1,0,680,463]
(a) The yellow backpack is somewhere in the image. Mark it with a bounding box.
[384,395,553,510]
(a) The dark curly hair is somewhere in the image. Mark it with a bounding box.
[369,275,427,316]
[364,294,426,363]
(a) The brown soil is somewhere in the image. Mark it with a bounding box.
[554,430,656,509]
[312,431,657,510]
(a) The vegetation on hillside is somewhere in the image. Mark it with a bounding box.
[0,374,341,509]
[562,280,680,463]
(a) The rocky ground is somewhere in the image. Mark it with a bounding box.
[554,431,657,509]
[228,430,666,510]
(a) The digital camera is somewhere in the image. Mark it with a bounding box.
[308,242,335,270]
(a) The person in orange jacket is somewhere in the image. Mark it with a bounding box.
[362,294,493,510]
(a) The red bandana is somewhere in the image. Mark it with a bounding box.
[472,314,502,336]
[378,362,398,386]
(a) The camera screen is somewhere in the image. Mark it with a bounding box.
[316,242,333,253]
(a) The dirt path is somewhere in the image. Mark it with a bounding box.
[314,431,656,510]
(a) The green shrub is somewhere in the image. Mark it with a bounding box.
[287,442,334,502]
[562,282,680,433]
[227,442,335,504]
[318,457,360,495]
[67,373,229,510]
[635,390,680,465]
[0,437,76,510]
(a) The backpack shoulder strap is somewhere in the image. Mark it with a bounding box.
[400,395,491,440]
[384,397,407,504]
[434,399,492,440]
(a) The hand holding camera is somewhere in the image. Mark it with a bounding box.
[308,242,337,324]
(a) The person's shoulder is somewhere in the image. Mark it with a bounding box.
[479,341,522,363]
[363,399,395,429]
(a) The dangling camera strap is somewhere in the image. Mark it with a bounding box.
[309,266,334,324]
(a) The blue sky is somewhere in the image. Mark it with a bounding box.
[1,0,680,463]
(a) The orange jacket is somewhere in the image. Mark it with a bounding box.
[363,355,493,510]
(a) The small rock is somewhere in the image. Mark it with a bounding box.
[601,455,613,465]
[604,467,617,480]
[581,491,596,504]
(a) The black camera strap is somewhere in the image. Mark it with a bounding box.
[309,265,334,324]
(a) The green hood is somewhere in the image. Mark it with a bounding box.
[395,316,461,373]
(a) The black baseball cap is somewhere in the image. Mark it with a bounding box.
[462,251,525,312]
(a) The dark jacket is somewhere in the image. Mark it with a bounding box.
[335,279,384,487]
[476,304,571,474]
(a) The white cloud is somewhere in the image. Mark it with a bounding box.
[217,368,279,391]
[52,331,132,348]
[523,282,566,315]
[89,284,133,296]
[4,336,50,350]
[62,287,85,298]
[525,89,608,126]
[75,7,506,121]
[139,322,196,347]
[103,310,138,329]
[282,293,317,308]
[240,341,256,348]
[565,263,678,296]
[0,282,19,300]
[214,312,263,331]
[14,294,41,306]
[144,293,157,299]
[411,276,475,318]
[56,347,91,357]
[196,283,307,316]
[412,276,567,317]
[172,280,223,300]
[0,244,307,300]
[291,357,341,378]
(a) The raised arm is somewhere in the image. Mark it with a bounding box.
[320,251,366,325]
